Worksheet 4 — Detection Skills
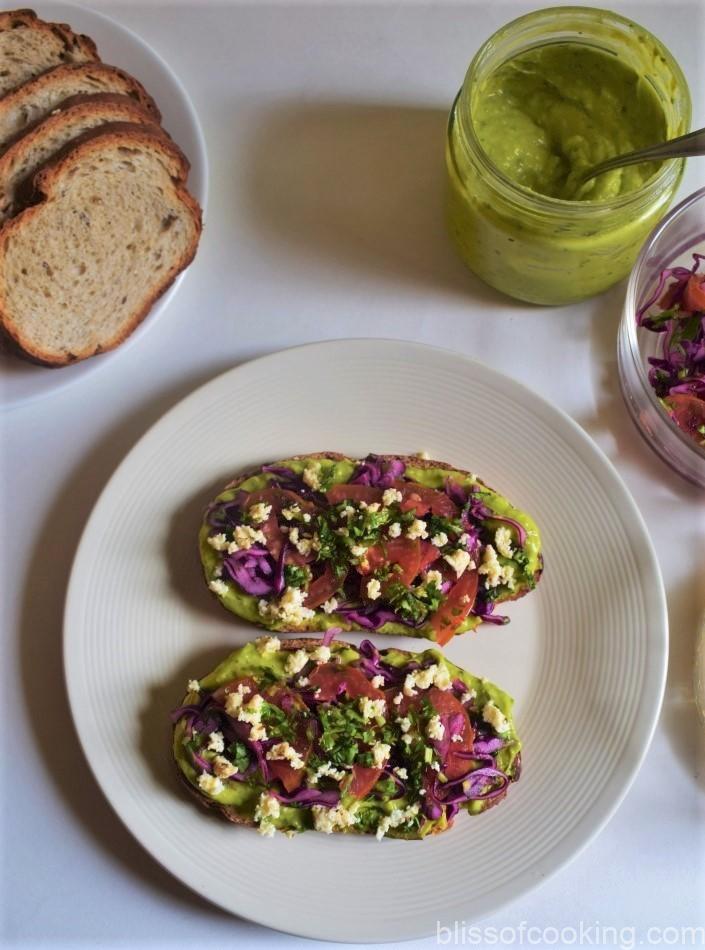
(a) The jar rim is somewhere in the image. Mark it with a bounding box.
[456,5,692,219]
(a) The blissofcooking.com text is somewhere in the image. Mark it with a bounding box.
[436,921,705,949]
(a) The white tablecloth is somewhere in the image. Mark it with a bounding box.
[2,1,704,946]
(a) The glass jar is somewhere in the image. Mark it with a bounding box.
[446,6,691,306]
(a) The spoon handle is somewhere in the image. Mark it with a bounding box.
[579,126,705,185]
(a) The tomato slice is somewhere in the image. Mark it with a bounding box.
[263,686,312,792]
[429,569,479,646]
[664,394,705,442]
[390,480,458,518]
[359,537,421,588]
[308,663,386,702]
[212,675,259,705]
[325,484,384,505]
[243,487,319,560]
[428,688,474,780]
[305,563,341,608]
[683,274,705,313]
[349,764,383,799]
[418,539,441,573]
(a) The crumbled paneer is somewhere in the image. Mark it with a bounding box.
[266,741,305,770]
[311,761,346,783]
[228,524,266,553]
[281,505,300,521]
[255,792,280,834]
[187,679,200,693]
[302,463,322,491]
[432,663,452,691]
[350,544,368,559]
[482,701,510,734]
[382,488,403,506]
[495,526,514,558]
[297,676,309,688]
[208,578,229,597]
[461,690,476,704]
[259,586,315,626]
[431,531,449,548]
[286,649,309,675]
[375,803,420,840]
[213,755,238,778]
[312,804,359,834]
[426,715,445,741]
[250,723,268,741]
[207,731,225,754]
[501,563,516,590]
[372,742,391,768]
[360,696,387,722]
[197,772,223,796]
[404,664,452,695]
[249,502,272,524]
[406,519,429,540]
[223,682,251,715]
[366,578,382,600]
[451,733,463,743]
[388,522,402,539]
[393,692,404,705]
[360,501,381,513]
[322,598,338,614]
[394,767,408,780]
[397,716,411,733]
[444,548,473,578]
[312,644,331,663]
[235,693,266,741]
[371,675,385,690]
[401,733,413,746]
[478,544,503,588]
[256,635,281,654]
[425,571,443,590]
[207,533,228,551]
[341,505,355,519]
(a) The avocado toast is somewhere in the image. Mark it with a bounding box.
[200,453,542,644]
[172,636,521,839]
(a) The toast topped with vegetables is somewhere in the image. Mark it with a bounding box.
[200,453,542,644]
[172,636,521,839]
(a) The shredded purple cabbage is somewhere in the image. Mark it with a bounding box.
[273,787,340,807]
[223,545,277,596]
[261,464,325,501]
[350,454,406,487]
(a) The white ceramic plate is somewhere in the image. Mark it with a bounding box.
[64,340,667,942]
[0,1,208,410]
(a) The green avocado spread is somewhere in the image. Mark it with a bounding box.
[173,640,521,837]
[473,43,667,201]
[199,456,541,640]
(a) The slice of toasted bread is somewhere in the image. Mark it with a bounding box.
[201,453,543,642]
[0,62,160,153]
[0,123,202,365]
[0,94,157,221]
[0,9,99,98]
[173,636,521,836]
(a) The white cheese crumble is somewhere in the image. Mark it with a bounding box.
[360,501,381,513]
[187,679,200,693]
[208,578,229,597]
[431,531,449,548]
[401,733,413,746]
[366,578,382,600]
[360,696,387,722]
[235,694,268,740]
[256,635,281,654]
[249,502,272,524]
[426,715,445,741]
[394,767,408,780]
[223,682,251,715]
[311,761,346,783]
[312,644,331,664]
[371,675,385,690]
[425,570,443,589]
[403,663,452,695]
[302,463,322,491]
[297,676,309,688]
[382,488,403,506]
[495,526,514,558]
[197,772,223,797]
[321,597,338,614]
[258,586,315,627]
[207,731,225,754]
[207,533,228,551]
[254,791,280,834]
[451,733,463,743]
[286,649,309,675]
[341,505,356,519]
[388,522,402,539]
[312,804,359,834]
[397,716,411,733]
[478,544,503,589]
[227,524,266,553]
[266,741,305,770]
[372,741,391,768]
[444,548,473,578]
[406,518,429,540]
[461,689,476,705]
[350,544,368,559]
[281,505,300,521]
[393,692,404,706]
[482,701,510,734]
[375,803,420,840]
[213,755,238,778]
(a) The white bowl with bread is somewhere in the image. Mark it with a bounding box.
[0,3,207,407]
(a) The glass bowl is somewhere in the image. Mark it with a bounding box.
[618,187,705,487]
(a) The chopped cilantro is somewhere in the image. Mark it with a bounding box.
[284,564,310,588]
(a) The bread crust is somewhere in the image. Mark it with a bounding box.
[207,453,542,634]
[175,636,517,833]
[0,123,202,365]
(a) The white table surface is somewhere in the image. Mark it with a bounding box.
[2,1,704,946]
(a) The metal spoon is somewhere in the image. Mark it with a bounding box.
[576,126,705,187]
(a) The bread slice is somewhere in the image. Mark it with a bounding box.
[0,94,158,221]
[173,637,522,835]
[0,62,160,153]
[0,9,99,98]
[0,123,202,365]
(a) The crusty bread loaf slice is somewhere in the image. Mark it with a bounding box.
[0,9,99,98]
[0,94,158,221]
[0,123,202,365]
[0,62,160,153]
